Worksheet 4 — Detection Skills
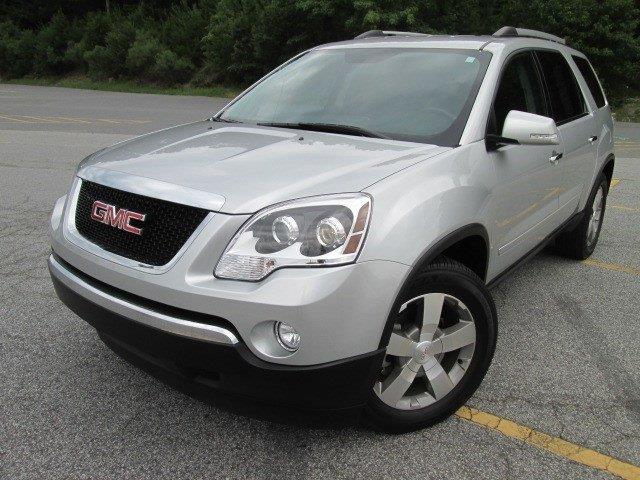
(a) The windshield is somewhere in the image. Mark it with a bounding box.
[219,48,491,146]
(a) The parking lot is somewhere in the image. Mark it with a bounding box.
[1,83,638,479]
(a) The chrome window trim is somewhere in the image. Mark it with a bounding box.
[62,176,215,274]
[49,254,239,345]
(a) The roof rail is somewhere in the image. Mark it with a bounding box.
[493,26,566,45]
[355,30,431,39]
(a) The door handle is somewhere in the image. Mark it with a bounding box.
[588,135,598,143]
[549,152,563,165]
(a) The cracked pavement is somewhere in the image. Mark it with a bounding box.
[1,84,638,479]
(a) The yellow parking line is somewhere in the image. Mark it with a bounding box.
[610,205,639,212]
[456,406,640,479]
[610,178,621,189]
[95,118,123,124]
[95,118,151,124]
[44,115,93,124]
[17,115,63,124]
[582,258,640,276]
[0,112,151,125]
[0,114,34,123]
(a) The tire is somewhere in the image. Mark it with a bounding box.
[363,256,497,432]
[556,174,608,260]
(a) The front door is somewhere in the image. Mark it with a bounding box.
[487,51,563,274]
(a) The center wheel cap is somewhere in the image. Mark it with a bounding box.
[414,340,442,365]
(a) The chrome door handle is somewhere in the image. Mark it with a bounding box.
[588,135,598,143]
[549,152,563,165]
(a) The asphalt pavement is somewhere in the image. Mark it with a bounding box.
[1,84,638,479]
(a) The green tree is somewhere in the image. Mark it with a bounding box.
[500,0,640,104]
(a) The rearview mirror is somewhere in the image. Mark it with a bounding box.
[486,110,559,150]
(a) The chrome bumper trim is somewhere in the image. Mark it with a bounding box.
[49,254,239,345]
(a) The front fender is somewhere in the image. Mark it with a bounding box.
[360,143,493,268]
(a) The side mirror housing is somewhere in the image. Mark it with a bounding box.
[486,110,560,150]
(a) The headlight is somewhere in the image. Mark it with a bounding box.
[215,193,371,281]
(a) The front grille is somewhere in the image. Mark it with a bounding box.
[75,180,209,266]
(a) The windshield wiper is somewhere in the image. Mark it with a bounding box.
[209,116,242,123]
[257,122,388,139]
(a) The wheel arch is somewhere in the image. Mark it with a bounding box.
[377,223,490,349]
[601,154,615,188]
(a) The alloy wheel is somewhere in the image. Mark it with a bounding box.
[587,185,605,247]
[374,293,477,410]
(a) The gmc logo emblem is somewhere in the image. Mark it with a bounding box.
[90,200,146,236]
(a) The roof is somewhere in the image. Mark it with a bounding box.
[317,28,573,52]
[319,35,494,51]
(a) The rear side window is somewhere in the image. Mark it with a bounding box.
[572,55,606,108]
[535,50,586,124]
[490,51,548,134]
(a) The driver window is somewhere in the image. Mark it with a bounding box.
[489,52,548,135]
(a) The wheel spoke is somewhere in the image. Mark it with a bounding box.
[386,333,418,357]
[380,360,419,406]
[587,187,605,245]
[425,361,455,399]
[375,292,478,410]
[438,320,476,353]
[419,293,445,342]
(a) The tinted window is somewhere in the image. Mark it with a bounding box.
[536,50,586,124]
[220,48,491,146]
[490,52,547,134]
[572,55,606,108]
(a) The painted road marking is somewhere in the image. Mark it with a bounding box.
[583,258,640,276]
[41,115,93,124]
[0,113,151,125]
[0,114,34,123]
[456,406,640,479]
[94,118,124,124]
[610,204,639,212]
[610,178,621,189]
[19,115,62,124]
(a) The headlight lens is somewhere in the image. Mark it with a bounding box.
[215,193,371,281]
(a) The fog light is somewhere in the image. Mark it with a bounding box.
[274,321,300,352]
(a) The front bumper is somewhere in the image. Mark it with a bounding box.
[49,254,385,409]
[51,192,409,366]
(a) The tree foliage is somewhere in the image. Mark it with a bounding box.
[0,0,638,103]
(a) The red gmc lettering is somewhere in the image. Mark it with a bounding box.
[90,200,145,235]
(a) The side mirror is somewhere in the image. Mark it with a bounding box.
[486,110,559,150]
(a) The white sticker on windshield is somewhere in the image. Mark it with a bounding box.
[465,56,476,63]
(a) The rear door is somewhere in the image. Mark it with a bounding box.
[571,54,613,195]
[535,50,596,218]
[487,50,563,272]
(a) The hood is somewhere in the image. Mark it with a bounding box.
[78,121,449,214]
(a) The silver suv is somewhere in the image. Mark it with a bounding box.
[49,27,614,431]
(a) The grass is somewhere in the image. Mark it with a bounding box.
[612,97,640,123]
[1,76,241,98]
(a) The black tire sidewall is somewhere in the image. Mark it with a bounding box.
[365,262,497,431]
[582,176,609,256]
